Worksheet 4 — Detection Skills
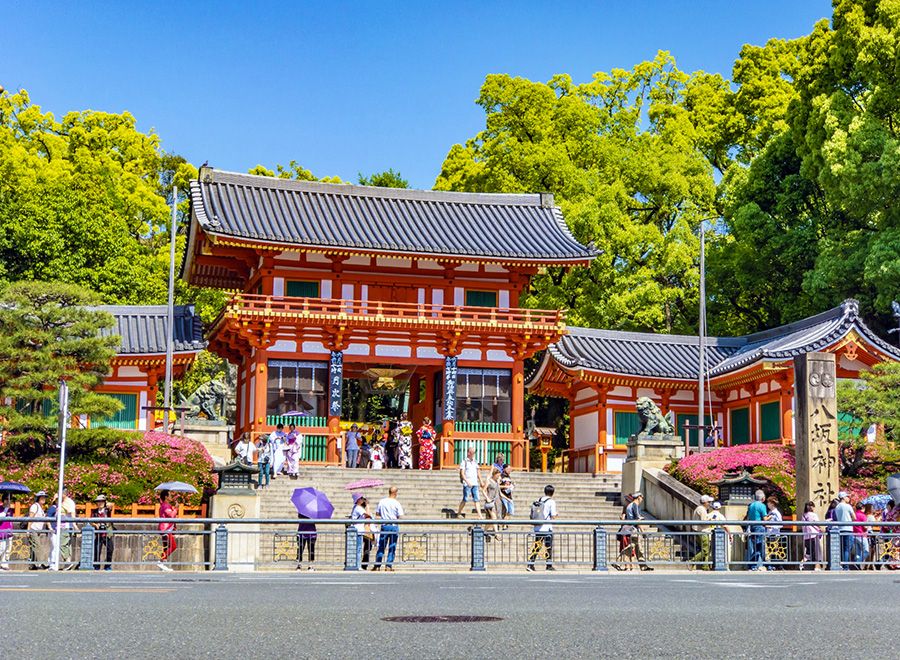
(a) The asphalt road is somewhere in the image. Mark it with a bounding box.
[3,571,897,659]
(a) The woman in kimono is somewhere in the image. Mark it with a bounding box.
[285,425,303,478]
[270,423,287,476]
[416,417,436,470]
[370,442,385,470]
[397,413,414,469]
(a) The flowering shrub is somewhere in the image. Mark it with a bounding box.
[0,429,216,506]
[667,441,899,514]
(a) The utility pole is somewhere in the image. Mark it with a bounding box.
[163,186,178,414]
[52,380,69,571]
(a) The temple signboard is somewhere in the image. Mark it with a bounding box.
[794,352,839,518]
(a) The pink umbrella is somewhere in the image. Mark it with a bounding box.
[344,478,385,491]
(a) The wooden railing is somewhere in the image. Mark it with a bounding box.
[223,293,565,329]
[11,502,207,518]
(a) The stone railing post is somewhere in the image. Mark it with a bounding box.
[344,525,360,571]
[79,523,95,571]
[214,523,228,571]
[470,525,485,571]
[592,525,608,571]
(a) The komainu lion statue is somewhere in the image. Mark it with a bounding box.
[635,396,674,435]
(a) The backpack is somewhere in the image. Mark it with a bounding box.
[530,497,547,521]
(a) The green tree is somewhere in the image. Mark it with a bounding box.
[436,53,719,332]
[358,168,409,188]
[0,281,121,445]
[837,361,900,477]
[249,160,343,183]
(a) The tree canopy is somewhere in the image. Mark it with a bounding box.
[0,281,121,443]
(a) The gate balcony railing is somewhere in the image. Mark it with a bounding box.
[216,293,565,333]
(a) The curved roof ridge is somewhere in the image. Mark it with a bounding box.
[565,325,745,347]
[741,299,857,343]
[206,168,546,207]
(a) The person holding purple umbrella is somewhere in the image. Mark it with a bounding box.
[296,514,317,571]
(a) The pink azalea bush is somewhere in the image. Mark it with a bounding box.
[0,429,216,506]
[667,440,900,514]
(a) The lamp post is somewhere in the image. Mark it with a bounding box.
[694,216,720,451]
[52,380,69,571]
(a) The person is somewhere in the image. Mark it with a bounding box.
[801,500,822,571]
[499,466,515,522]
[416,417,436,470]
[833,491,856,569]
[285,430,302,478]
[370,441,385,470]
[351,495,374,570]
[483,468,502,540]
[745,489,768,571]
[613,495,636,571]
[346,424,361,468]
[358,435,372,469]
[621,493,653,571]
[492,453,505,475]
[708,501,725,523]
[53,487,78,570]
[457,447,483,519]
[46,498,61,570]
[0,495,13,570]
[527,485,557,572]
[397,413,413,469]
[864,504,877,570]
[28,491,49,569]
[384,418,399,469]
[256,436,273,489]
[296,514,317,571]
[373,486,404,571]
[234,435,253,465]
[158,490,177,571]
[93,494,114,571]
[270,424,287,477]
[882,500,900,570]
[853,501,868,570]
[764,497,784,570]
[691,494,713,566]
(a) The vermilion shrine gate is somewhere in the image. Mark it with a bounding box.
[181,168,595,468]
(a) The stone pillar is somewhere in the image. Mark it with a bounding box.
[794,352,839,519]
[327,350,343,464]
[621,433,685,498]
[442,356,458,466]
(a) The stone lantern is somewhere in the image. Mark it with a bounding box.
[712,471,768,506]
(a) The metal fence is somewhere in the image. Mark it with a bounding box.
[1,518,897,572]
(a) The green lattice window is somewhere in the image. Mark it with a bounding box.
[93,393,138,429]
[730,407,750,445]
[614,411,641,445]
[465,290,497,307]
[286,280,320,298]
[760,401,781,442]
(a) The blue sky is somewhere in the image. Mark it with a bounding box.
[1,1,832,189]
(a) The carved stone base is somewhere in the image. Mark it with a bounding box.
[622,433,685,498]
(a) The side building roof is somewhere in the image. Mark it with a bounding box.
[185,168,595,273]
[98,305,206,356]
[528,299,900,387]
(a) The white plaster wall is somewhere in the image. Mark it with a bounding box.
[346,255,369,266]
[456,263,478,272]
[458,348,482,361]
[341,283,354,300]
[670,389,693,401]
[485,264,508,273]
[302,341,329,354]
[375,345,412,358]
[636,387,656,399]
[757,382,769,395]
[273,277,285,296]
[321,280,332,299]
[137,391,148,430]
[344,343,370,356]
[575,387,594,401]
[361,284,368,302]
[418,288,425,305]
[307,253,330,263]
[431,289,444,307]
[271,339,297,352]
[485,350,513,362]
[117,366,145,378]
[499,290,510,308]
[610,386,631,398]
[454,288,464,306]
[418,259,443,270]
[607,455,625,472]
[280,252,302,262]
[574,411,598,450]
[416,347,442,360]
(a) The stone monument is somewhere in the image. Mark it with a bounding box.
[622,397,685,496]
[209,461,260,572]
[794,352,839,519]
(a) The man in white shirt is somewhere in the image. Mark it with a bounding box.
[457,447,484,519]
[833,491,855,567]
[373,486,404,572]
[234,436,254,465]
[59,487,78,570]
[527,485,557,572]
[28,491,48,569]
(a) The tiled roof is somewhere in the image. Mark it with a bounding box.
[98,305,206,355]
[187,169,596,263]
[533,300,900,383]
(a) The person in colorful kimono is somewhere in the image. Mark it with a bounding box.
[270,424,287,476]
[416,417,436,470]
[285,431,303,478]
[397,413,414,469]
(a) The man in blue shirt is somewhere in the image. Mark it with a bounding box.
[745,490,768,571]
[832,491,855,568]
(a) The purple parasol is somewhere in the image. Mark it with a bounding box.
[291,487,334,519]
[0,481,30,494]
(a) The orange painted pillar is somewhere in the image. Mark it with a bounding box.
[781,387,794,444]
[253,351,268,439]
[511,360,525,469]
[749,393,758,443]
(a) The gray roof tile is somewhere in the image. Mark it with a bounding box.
[98,305,206,355]
[188,169,596,262]
[537,300,900,382]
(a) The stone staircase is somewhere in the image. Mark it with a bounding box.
[257,466,623,521]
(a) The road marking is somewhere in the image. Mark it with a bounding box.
[0,587,176,593]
